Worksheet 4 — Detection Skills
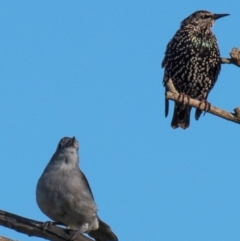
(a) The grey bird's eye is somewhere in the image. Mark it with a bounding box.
[58,143,63,150]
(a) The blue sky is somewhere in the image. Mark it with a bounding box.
[0,1,240,241]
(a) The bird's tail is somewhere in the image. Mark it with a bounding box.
[171,102,191,129]
[89,219,118,241]
[195,108,202,120]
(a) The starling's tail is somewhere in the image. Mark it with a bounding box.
[89,219,118,241]
[171,102,191,129]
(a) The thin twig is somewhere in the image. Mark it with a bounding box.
[0,236,15,241]
[221,47,240,67]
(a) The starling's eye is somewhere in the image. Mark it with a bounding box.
[201,15,210,19]
[58,143,62,150]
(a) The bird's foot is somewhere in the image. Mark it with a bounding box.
[178,93,190,107]
[41,221,52,231]
[198,97,211,113]
[41,221,66,231]
[71,224,89,241]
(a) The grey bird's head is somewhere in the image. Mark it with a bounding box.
[56,136,79,152]
[181,10,229,30]
[49,136,80,167]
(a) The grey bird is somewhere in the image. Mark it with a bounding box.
[162,10,229,129]
[36,136,118,241]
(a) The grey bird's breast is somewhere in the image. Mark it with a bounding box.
[36,160,98,230]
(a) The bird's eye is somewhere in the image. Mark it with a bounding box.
[201,15,209,19]
[58,143,62,150]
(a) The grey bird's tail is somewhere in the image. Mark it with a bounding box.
[171,102,191,129]
[89,219,118,241]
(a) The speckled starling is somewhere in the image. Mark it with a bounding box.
[162,10,229,129]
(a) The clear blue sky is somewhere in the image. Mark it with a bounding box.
[0,1,239,241]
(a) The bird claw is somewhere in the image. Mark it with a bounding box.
[177,93,190,107]
[41,221,66,231]
[41,221,53,230]
[42,221,66,231]
[198,97,211,113]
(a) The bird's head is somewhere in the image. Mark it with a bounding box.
[181,10,229,29]
[57,136,79,152]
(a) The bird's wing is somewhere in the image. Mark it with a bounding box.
[80,170,95,200]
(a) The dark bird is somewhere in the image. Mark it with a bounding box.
[36,137,118,241]
[162,10,229,129]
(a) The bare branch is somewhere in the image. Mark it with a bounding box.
[166,91,240,125]
[0,210,92,241]
[0,236,15,241]
[221,48,240,67]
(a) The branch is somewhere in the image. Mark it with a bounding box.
[166,91,240,124]
[0,236,15,241]
[221,47,240,67]
[0,209,92,241]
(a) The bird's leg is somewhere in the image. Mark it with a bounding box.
[198,96,211,112]
[71,223,89,241]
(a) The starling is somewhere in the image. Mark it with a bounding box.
[162,10,229,129]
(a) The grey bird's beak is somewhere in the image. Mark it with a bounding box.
[213,13,230,20]
[71,136,76,144]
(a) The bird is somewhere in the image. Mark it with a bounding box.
[36,136,118,241]
[162,10,229,129]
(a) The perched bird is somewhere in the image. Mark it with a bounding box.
[36,137,118,241]
[162,10,229,129]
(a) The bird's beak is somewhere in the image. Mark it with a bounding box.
[213,13,230,20]
[71,136,79,149]
[71,136,75,144]
[67,136,75,146]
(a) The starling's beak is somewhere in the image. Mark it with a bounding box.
[213,13,230,20]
